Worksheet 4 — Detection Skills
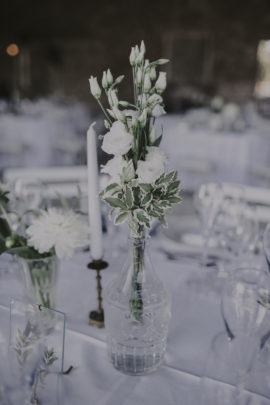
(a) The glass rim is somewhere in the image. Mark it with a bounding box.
[17,254,57,262]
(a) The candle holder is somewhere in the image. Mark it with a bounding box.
[87,259,108,328]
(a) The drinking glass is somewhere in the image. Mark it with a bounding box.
[193,182,223,265]
[212,189,258,268]
[221,267,267,397]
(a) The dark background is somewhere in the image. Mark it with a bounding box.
[1,0,270,112]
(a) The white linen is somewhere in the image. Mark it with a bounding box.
[0,234,270,404]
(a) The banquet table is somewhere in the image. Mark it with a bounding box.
[1,231,270,405]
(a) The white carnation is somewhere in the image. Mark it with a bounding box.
[136,147,167,184]
[102,121,133,156]
[26,208,89,259]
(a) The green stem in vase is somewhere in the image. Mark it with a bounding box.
[129,227,145,322]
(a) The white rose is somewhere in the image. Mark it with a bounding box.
[102,121,133,156]
[136,147,167,183]
[152,104,166,118]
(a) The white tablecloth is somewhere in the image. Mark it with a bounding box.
[0,234,270,404]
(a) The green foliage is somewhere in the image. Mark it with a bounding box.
[101,170,181,235]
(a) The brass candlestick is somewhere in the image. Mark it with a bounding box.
[87,259,108,328]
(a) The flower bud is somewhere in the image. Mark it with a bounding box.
[102,71,108,89]
[134,45,139,57]
[138,93,147,107]
[148,93,163,105]
[155,59,169,65]
[143,72,151,93]
[140,40,146,55]
[129,47,136,66]
[155,72,167,94]
[144,59,149,69]
[114,75,125,85]
[150,66,157,81]
[5,236,14,249]
[136,50,144,65]
[104,119,110,129]
[112,106,125,122]
[89,76,101,99]
[106,69,113,86]
[138,109,147,126]
[131,115,138,127]
[108,89,118,106]
[149,126,156,144]
[119,100,129,107]
[136,67,142,84]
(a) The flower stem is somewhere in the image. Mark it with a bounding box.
[0,203,13,234]
[97,99,113,125]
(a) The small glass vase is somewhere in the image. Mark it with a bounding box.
[104,232,171,375]
[17,255,59,309]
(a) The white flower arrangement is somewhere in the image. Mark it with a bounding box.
[26,208,89,259]
[89,41,181,236]
[0,187,89,260]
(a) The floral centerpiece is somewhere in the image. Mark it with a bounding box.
[89,41,181,235]
[89,41,181,375]
[0,186,88,308]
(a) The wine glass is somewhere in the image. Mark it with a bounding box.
[212,189,258,269]
[221,267,267,398]
[193,182,223,266]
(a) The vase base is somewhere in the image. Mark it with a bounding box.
[108,339,166,375]
[110,353,164,375]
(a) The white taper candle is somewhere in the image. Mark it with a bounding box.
[87,122,103,260]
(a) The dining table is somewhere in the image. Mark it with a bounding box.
[0,227,270,405]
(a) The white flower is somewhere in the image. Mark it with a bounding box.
[108,89,118,107]
[129,47,136,66]
[101,156,129,182]
[152,104,166,118]
[136,50,144,65]
[155,72,167,93]
[26,208,89,259]
[136,68,142,84]
[148,93,163,105]
[150,66,157,81]
[140,40,146,55]
[147,147,167,164]
[143,72,151,92]
[136,147,167,183]
[102,121,133,156]
[89,76,101,99]
[137,94,147,108]
[106,69,113,86]
[112,106,125,121]
[102,71,108,89]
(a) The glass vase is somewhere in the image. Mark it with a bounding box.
[17,256,59,309]
[104,233,171,375]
